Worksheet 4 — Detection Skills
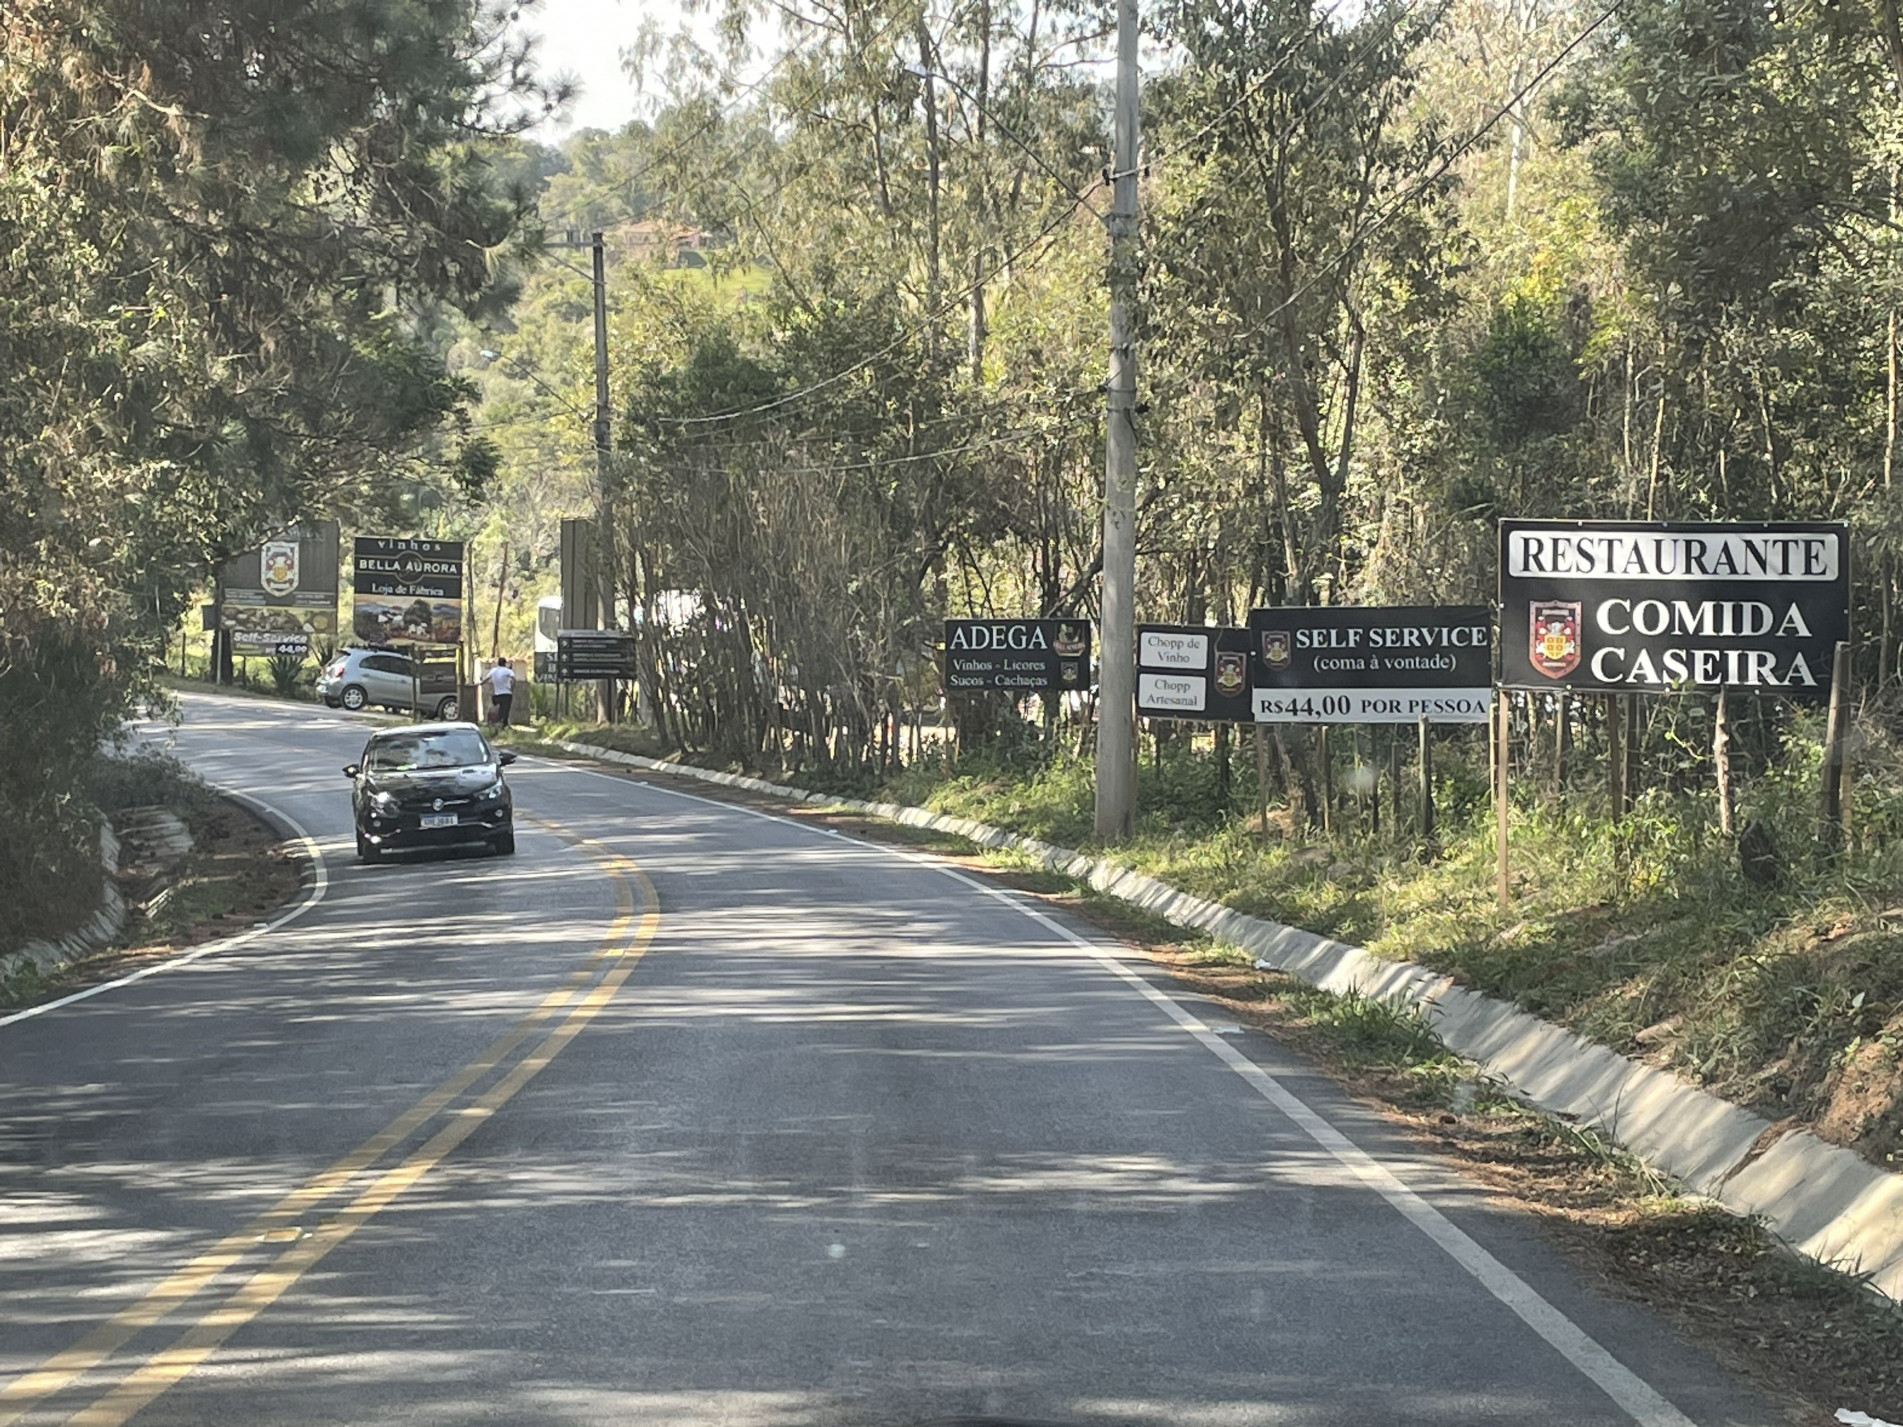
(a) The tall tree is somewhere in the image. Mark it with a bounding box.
[1,0,548,944]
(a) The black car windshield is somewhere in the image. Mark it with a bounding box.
[365,730,490,772]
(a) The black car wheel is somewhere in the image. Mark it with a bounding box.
[434,695,459,721]
[356,832,381,863]
[491,827,516,856]
[340,684,368,711]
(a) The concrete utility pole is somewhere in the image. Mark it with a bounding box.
[1094,0,1140,840]
[592,232,612,496]
[591,231,619,722]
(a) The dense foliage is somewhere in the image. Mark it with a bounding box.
[20,0,1903,934]
[0,0,547,944]
[462,0,1903,786]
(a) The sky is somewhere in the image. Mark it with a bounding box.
[514,0,685,136]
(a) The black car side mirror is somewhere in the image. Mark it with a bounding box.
[497,751,518,766]
[343,764,360,778]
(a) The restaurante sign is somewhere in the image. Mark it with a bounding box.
[1499,520,1849,698]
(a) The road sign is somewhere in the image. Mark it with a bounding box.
[1247,606,1493,723]
[216,520,340,658]
[1499,520,1849,699]
[1135,624,1253,721]
[942,618,1092,694]
[352,536,466,645]
[556,630,638,681]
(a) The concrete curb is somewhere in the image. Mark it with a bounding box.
[1,824,126,985]
[540,735,1903,1300]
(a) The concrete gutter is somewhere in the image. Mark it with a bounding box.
[540,735,1903,1302]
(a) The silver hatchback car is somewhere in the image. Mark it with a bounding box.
[316,647,460,719]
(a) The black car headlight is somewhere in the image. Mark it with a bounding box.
[474,780,506,804]
[370,792,400,816]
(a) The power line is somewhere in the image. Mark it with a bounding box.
[535,7,917,254]
[1134,1,1345,176]
[1233,0,1620,345]
[661,426,1068,475]
[573,47,798,213]
[654,176,1105,429]
[650,0,1445,433]
[477,393,1074,459]
[1146,0,1458,199]
[907,60,1106,217]
[500,0,1476,443]
[474,398,1080,475]
[607,46,1306,478]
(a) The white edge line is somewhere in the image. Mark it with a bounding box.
[0,788,330,1031]
[527,751,1701,1427]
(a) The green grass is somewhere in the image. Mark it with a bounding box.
[501,720,674,759]
[874,743,1903,1153]
[0,957,50,1009]
[1287,985,1458,1068]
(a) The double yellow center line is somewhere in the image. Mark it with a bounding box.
[1,819,657,1427]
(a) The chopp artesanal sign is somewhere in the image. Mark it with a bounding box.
[1499,521,1849,699]
[1136,624,1254,721]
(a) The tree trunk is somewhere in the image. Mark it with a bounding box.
[915,21,943,329]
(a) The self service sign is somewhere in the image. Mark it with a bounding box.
[1499,521,1849,699]
[1247,606,1494,724]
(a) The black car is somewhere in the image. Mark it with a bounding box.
[344,723,517,862]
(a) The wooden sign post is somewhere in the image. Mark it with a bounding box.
[1253,724,1273,847]
[1495,691,1511,912]
[1714,685,1734,839]
[1417,714,1435,839]
[1820,640,1853,852]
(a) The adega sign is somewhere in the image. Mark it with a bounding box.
[943,618,1091,693]
[1499,520,1849,698]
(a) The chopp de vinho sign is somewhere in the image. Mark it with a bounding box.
[942,618,1092,693]
[1135,624,1254,721]
[1247,606,1494,724]
[1498,520,1849,699]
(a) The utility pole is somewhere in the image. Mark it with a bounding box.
[591,230,619,723]
[1094,0,1140,840]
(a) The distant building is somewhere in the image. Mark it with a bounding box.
[607,221,720,267]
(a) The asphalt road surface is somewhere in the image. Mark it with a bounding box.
[0,693,1786,1427]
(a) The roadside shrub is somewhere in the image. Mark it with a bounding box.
[0,623,129,954]
[266,652,305,697]
[86,747,212,818]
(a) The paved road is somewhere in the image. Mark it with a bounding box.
[0,694,1783,1426]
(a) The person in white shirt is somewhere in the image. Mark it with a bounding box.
[486,658,516,727]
